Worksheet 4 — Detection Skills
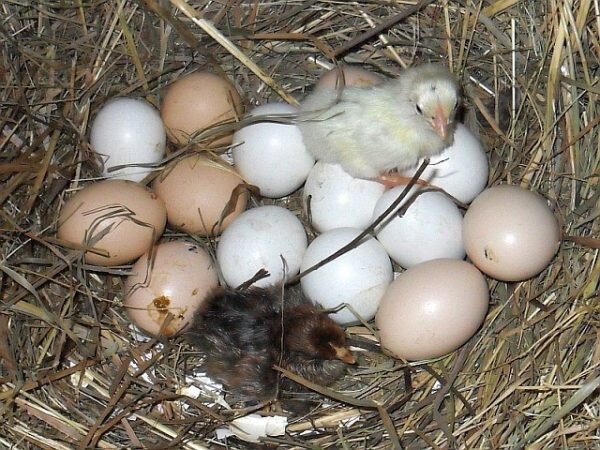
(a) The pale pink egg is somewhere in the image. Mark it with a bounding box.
[376,259,489,361]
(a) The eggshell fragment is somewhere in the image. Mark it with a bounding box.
[161,72,243,146]
[90,97,166,182]
[376,259,489,361]
[402,124,488,203]
[232,103,315,198]
[300,227,393,325]
[153,155,247,236]
[316,65,383,90]
[303,161,385,232]
[57,180,166,266]
[124,241,219,337]
[373,185,465,267]
[463,185,561,281]
[217,206,308,287]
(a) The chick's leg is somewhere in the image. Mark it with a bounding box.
[377,173,429,188]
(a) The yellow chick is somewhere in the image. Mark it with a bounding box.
[298,64,461,186]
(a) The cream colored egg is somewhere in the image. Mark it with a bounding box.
[161,71,244,146]
[376,259,489,361]
[57,180,166,266]
[124,240,219,337]
[463,185,561,281]
[152,155,247,236]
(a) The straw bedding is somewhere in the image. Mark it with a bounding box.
[1,0,599,448]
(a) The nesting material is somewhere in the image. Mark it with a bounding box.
[1,1,599,449]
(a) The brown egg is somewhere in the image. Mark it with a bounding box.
[161,71,244,146]
[316,65,383,90]
[57,180,166,266]
[376,259,489,361]
[463,185,561,281]
[153,155,248,236]
[124,240,219,337]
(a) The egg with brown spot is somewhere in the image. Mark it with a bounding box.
[463,185,561,281]
[124,240,219,337]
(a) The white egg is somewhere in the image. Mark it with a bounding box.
[303,162,385,232]
[401,124,488,203]
[90,97,166,182]
[232,103,315,198]
[373,185,465,268]
[217,205,308,287]
[300,227,393,325]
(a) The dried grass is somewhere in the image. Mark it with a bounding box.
[1,0,599,448]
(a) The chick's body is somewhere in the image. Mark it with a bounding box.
[185,285,354,401]
[299,64,460,180]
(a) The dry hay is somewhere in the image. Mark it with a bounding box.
[1,0,599,449]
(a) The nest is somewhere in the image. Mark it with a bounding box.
[1,0,599,448]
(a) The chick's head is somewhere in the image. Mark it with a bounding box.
[406,64,461,142]
[282,307,356,364]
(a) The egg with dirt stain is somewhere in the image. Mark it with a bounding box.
[124,240,219,337]
[57,180,166,266]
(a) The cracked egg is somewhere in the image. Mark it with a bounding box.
[124,240,219,337]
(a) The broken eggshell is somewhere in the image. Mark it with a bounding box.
[124,240,219,337]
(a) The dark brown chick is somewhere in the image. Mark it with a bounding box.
[274,304,355,387]
[184,285,355,401]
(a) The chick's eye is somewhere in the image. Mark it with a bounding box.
[415,104,423,115]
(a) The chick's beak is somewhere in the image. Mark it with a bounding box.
[332,345,356,364]
[432,104,450,140]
